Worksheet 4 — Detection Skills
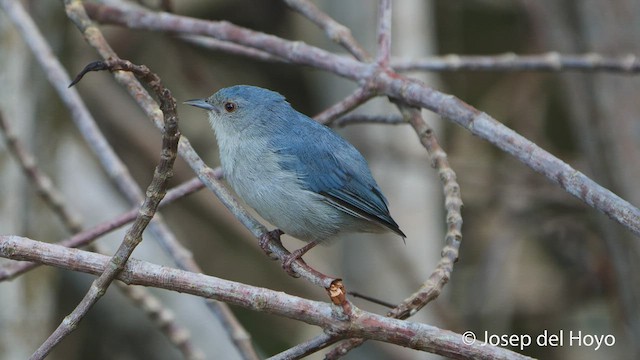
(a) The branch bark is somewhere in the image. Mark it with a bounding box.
[0,236,533,360]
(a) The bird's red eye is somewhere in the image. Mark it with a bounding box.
[224,102,237,113]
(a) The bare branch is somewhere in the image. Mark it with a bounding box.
[61,2,261,357]
[392,52,640,73]
[282,0,370,61]
[332,113,405,127]
[0,177,204,281]
[30,59,181,360]
[392,105,462,317]
[0,108,205,359]
[267,334,339,360]
[314,86,375,124]
[375,72,640,237]
[325,106,464,358]
[0,112,83,232]
[1,0,209,297]
[82,3,364,79]
[179,34,289,63]
[0,236,533,360]
[376,0,392,66]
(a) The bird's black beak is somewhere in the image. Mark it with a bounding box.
[184,99,219,113]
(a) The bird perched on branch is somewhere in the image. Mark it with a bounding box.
[185,85,405,272]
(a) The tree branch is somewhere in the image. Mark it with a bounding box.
[82,2,640,238]
[376,0,392,66]
[282,0,370,61]
[392,52,640,73]
[0,109,205,359]
[30,59,181,360]
[0,176,204,282]
[314,86,375,124]
[62,2,262,357]
[0,236,533,360]
[325,105,464,358]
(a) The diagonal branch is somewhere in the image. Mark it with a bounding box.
[1,0,207,312]
[282,0,370,61]
[0,176,204,281]
[375,72,640,237]
[314,85,375,124]
[268,333,339,360]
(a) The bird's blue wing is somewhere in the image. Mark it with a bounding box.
[272,111,405,237]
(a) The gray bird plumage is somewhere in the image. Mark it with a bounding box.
[185,85,405,254]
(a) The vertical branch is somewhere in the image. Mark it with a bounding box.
[376,0,392,66]
[391,104,462,315]
[30,60,181,360]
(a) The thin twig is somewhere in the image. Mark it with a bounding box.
[314,86,375,124]
[348,291,396,309]
[2,0,205,295]
[119,285,205,360]
[332,114,405,127]
[0,112,83,231]
[0,110,205,360]
[30,59,181,360]
[0,236,534,360]
[392,52,640,73]
[0,177,205,281]
[178,34,289,63]
[392,105,462,317]
[282,0,370,61]
[376,0,392,67]
[267,333,340,360]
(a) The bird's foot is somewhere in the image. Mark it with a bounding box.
[281,241,319,278]
[259,229,284,257]
[282,250,306,278]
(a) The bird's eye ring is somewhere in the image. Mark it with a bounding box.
[224,101,237,113]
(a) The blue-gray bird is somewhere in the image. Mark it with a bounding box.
[185,85,405,268]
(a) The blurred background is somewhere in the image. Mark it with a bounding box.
[1,1,639,359]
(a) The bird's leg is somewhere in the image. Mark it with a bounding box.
[259,229,284,256]
[282,240,321,277]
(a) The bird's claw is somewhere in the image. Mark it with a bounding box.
[281,252,303,278]
[259,229,283,257]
